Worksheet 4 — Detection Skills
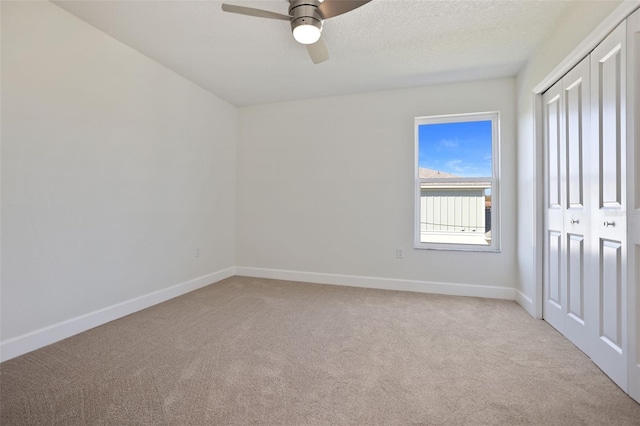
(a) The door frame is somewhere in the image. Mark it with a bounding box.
[531,1,640,400]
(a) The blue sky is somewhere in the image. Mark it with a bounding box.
[418,120,492,178]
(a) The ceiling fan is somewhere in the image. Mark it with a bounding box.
[221,0,372,64]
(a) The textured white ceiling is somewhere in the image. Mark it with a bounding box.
[52,0,575,106]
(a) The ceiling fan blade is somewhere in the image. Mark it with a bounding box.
[318,0,372,19]
[307,37,329,64]
[221,4,291,21]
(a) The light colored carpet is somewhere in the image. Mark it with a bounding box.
[1,276,639,425]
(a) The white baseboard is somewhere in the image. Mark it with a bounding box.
[1,266,517,362]
[235,267,516,300]
[0,267,235,362]
[515,289,536,317]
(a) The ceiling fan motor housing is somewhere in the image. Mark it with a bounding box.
[289,0,323,34]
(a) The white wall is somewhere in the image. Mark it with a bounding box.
[515,1,623,315]
[4,0,620,361]
[237,78,517,294]
[1,1,237,346]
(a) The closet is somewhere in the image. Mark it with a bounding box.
[542,9,639,399]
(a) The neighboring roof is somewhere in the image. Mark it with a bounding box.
[421,182,491,190]
[418,168,459,179]
[418,168,491,189]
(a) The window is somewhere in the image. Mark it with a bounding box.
[414,112,500,251]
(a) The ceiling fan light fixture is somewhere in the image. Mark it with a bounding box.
[293,23,322,44]
[289,1,323,45]
[221,0,372,63]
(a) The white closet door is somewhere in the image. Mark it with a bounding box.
[543,57,591,355]
[543,79,566,336]
[562,59,591,354]
[590,21,628,391]
[626,8,640,403]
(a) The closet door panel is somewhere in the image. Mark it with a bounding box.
[543,56,591,356]
[543,81,566,333]
[599,44,624,209]
[599,238,623,351]
[547,90,563,209]
[563,59,591,353]
[565,76,586,209]
[567,233,585,323]
[548,230,563,306]
[591,20,628,391]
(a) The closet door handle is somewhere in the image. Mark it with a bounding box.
[570,219,579,224]
[604,221,615,227]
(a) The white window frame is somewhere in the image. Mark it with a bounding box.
[414,112,501,252]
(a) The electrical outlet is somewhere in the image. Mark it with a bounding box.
[396,248,404,258]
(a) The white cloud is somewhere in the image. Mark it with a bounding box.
[446,159,466,173]
[439,138,458,148]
